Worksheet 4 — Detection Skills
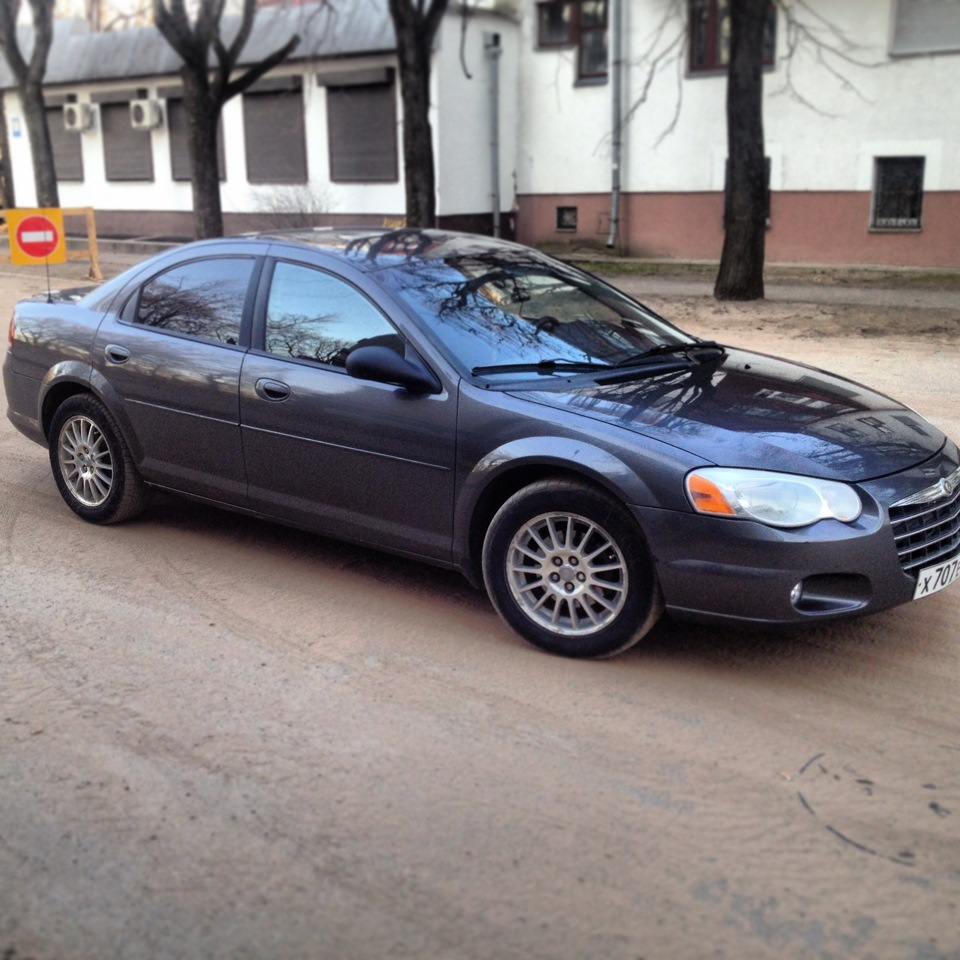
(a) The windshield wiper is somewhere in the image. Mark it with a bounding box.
[613,340,725,367]
[471,358,608,376]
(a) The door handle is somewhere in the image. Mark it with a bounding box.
[255,378,291,402]
[104,344,130,364]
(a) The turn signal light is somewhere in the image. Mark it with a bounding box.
[686,473,737,515]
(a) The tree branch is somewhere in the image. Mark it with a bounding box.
[223,34,301,100]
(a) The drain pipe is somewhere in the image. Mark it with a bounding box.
[606,0,623,249]
[485,32,502,238]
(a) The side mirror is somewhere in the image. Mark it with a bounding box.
[345,345,441,395]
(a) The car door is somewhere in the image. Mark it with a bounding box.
[92,253,261,505]
[239,258,457,562]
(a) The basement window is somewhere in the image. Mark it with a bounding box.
[556,206,578,231]
[872,157,925,230]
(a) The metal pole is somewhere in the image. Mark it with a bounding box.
[606,0,623,249]
[485,32,502,238]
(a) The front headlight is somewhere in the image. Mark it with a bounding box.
[685,468,862,528]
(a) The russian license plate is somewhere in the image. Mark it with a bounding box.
[913,554,960,600]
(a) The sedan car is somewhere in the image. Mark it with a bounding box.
[4,228,959,657]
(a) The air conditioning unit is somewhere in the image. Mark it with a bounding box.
[63,103,93,132]
[130,98,163,130]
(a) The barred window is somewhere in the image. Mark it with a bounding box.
[872,157,925,230]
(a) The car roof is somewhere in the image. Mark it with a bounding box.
[246,227,547,269]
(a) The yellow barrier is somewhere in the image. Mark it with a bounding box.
[1,206,103,281]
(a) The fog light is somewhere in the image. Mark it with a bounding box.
[790,582,803,606]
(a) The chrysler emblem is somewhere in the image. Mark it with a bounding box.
[941,475,957,498]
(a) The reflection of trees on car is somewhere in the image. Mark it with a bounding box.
[138,278,244,345]
[266,310,351,366]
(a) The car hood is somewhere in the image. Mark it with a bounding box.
[508,348,945,482]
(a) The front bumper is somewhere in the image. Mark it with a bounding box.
[631,444,960,627]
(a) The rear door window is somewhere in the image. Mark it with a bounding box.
[134,257,256,346]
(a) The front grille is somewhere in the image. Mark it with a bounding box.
[889,468,960,576]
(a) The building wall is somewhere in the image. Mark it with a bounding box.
[435,11,520,226]
[515,0,960,266]
[2,11,520,240]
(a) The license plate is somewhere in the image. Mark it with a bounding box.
[913,553,960,600]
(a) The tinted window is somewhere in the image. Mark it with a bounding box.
[265,261,401,367]
[136,258,254,345]
[369,252,686,374]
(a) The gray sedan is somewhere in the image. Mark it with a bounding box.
[4,229,959,656]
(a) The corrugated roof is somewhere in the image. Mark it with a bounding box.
[0,0,395,91]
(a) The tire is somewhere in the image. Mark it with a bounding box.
[482,479,662,659]
[48,394,147,524]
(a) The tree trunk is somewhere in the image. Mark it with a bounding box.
[183,74,223,240]
[714,0,767,301]
[21,78,59,208]
[393,17,436,228]
[0,97,15,209]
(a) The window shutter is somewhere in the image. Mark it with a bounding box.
[892,0,960,54]
[327,83,398,183]
[101,102,154,182]
[243,86,308,184]
[168,99,226,182]
[47,107,84,182]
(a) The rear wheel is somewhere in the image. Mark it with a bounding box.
[49,395,147,524]
[482,480,662,658]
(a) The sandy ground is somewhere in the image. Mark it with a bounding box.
[1,259,959,960]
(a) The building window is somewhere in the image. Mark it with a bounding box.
[47,107,83,182]
[100,101,154,182]
[168,99,226,182]
[243,79,307,184]
[891,0,960,55]
[872,157,925,230]
[556,206,578,231]
[689,0,776,73]
[326,81,398,183]
[535,0,608,80]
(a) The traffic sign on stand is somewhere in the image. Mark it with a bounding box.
[7,208,67,266]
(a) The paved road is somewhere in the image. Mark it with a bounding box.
[1,260,958,960]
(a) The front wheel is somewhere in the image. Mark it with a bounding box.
[482,480,662,658]
[49,395,147,524]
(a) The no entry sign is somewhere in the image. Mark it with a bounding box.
[7,208,67,266]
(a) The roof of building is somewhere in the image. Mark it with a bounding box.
[0,1,396,91]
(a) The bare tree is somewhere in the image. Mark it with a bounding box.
[618,1,881,301]
[0,0,59,207]
[714,0,768,301]
[386,0,450,228]
[152,0,305,239]
[0,96,15,208]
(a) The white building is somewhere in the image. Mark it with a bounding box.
[2,0,958,268]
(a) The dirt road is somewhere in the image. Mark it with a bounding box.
[1,261,958,960]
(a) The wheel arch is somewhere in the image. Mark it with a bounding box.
[454,438,656,588]
[40,367,140,462]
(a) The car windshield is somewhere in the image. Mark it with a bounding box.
[361,243,692,376]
